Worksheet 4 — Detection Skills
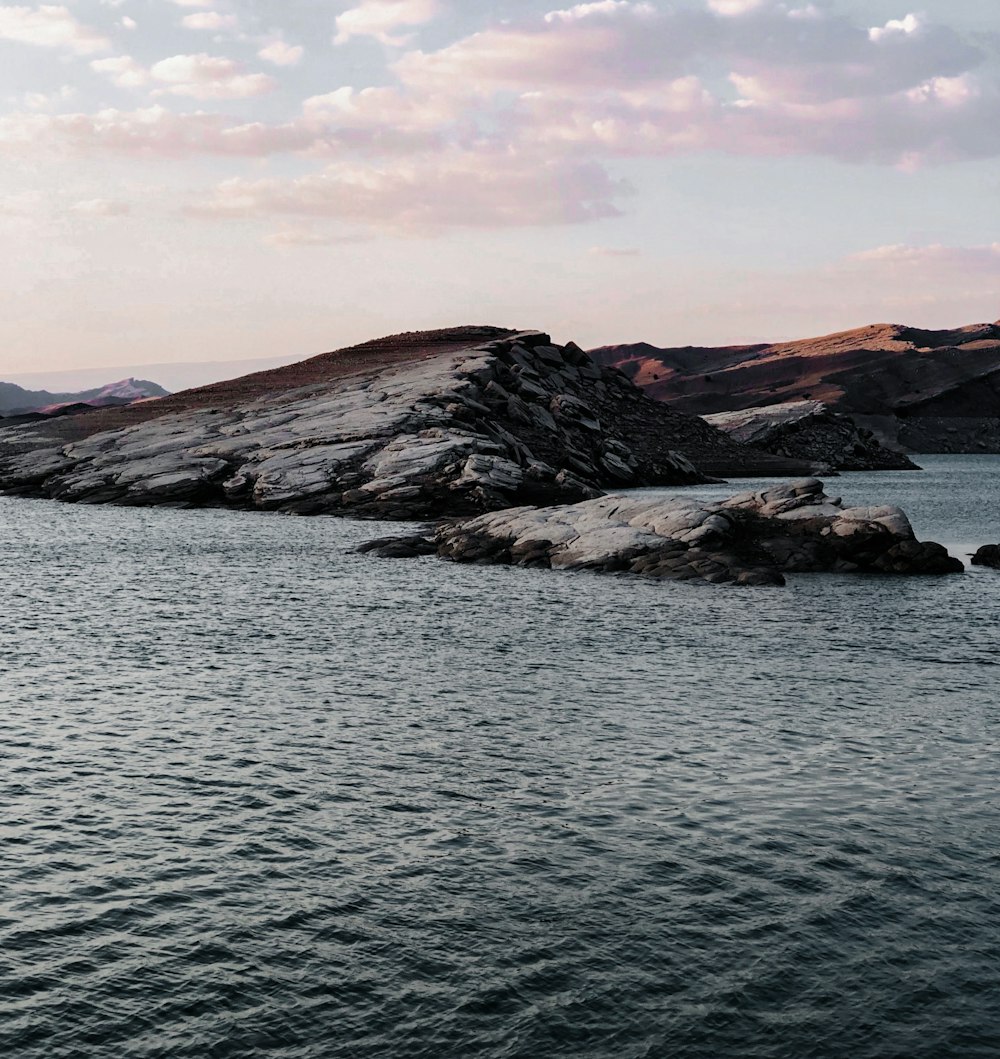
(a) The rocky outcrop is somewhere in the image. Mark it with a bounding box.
[360,479,963,585]
[592,320,1000,454]
[1,329,812,519]
[702,401,919,472]
[971,545,1000,569]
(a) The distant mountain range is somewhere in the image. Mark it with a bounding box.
[591,320,1000,453]
[0,378,169,418]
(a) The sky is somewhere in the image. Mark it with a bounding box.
[1,0,998,379]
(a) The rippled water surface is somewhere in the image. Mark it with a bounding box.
[2,455,999,1058]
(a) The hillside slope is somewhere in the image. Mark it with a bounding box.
[592,321,1000,452]
[0,327,812,518]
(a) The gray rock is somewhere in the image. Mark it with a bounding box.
[361,480,962,586]
[0,328,765,518]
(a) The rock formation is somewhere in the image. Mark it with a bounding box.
[591,320,1000,455]
[971,545,1000,569]
[361,479,963,586]
[702,401,919,472]
[0,328,811,519]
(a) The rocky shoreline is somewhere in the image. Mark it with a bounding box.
[360,479,964,587]
[0,329,812,520]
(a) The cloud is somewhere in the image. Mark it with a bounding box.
[0,106,316,157]
[263,228,364,247]
[21,85,77,110]
[150,54,276,99]
[707,0,766,14]
[91,55,150,88]
[181,12,239,31]
[0,4,110,54]
[334,0,440,46]
[850,243,1000,270]
[71,198,131,216]
[386,0,993,166]
[869,14,922,43]
[191,152,629,231]
[258,40,304,67]
[589,245,640,256]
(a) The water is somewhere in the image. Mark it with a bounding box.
[1,455,998,1059]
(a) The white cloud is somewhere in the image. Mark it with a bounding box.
[707,0,766,15]
[545,2,654,24]
[91,55,149,88]
[149,54,276,99]
[0,106,316,157]
[0,4,110,54]
[258,40,304,67]
[21,85,77,110]
[181,12,239,31]
[334,0,440,46]
[121,16,137,30]
[869,14,922,43]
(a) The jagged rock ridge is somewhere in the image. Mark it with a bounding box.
[0,329,807,518]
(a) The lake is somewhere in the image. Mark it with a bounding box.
[1,455,998,1058]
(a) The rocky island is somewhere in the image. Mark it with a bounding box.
[362,479,964,586]
[0,327,813,519]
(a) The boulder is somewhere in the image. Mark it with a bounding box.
[971,545,1000,569]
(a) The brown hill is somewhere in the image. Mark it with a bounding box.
[591,321,1000,452]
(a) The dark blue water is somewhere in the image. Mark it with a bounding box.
[2,456,998,1058]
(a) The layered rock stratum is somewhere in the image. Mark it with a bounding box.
[592,321,1000,456]
[0,327,810,518]
[361,479,963,586]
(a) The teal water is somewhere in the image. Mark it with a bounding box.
[1,455,998,1058]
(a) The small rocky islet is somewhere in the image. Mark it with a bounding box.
[360,478,964,587]
[0,326,973,586]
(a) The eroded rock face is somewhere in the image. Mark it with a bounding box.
[0,331,718,519]
[702,402,919,472]
[360,478,964,586]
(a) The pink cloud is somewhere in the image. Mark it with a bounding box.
[191,152,629,231]
[258,40,304,67]
[850,243,1000,270]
